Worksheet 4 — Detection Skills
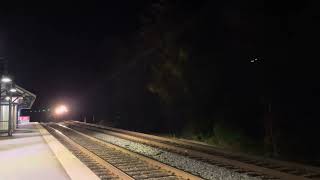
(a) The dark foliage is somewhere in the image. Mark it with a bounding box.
[98,0,320,164]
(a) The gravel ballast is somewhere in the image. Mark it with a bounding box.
[68,125,266,180]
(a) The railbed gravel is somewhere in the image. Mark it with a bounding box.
[69,125,265,180]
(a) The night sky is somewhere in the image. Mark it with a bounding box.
[1,1,148,116]
[0,1,319,126]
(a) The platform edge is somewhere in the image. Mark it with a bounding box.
[36,122,100,180]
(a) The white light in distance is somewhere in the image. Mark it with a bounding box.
[55,105,68,115]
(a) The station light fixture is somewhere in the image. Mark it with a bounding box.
[1,76,12,83]
[9,88,17,92]
[5,96,10,101]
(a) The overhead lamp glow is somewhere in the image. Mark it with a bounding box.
[9,88,17,92]
[1,76,12,83]
[5,96,10,101]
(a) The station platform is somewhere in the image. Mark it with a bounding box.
[0,122,99,180]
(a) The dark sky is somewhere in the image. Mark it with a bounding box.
[0,0,319,121]
[0,1,147,114]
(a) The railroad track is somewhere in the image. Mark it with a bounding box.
[43,123,202,180]
[63,121,320,180]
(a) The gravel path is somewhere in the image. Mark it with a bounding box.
[70,126,264,180]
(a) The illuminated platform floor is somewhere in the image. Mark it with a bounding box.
[0,123,98,180]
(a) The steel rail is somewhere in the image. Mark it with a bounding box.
[48,123,203,180]
[45,125,132,180]
[67,121,320,180]
[57,123,203,180]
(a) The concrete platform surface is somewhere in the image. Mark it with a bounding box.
[0,122,99,180]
